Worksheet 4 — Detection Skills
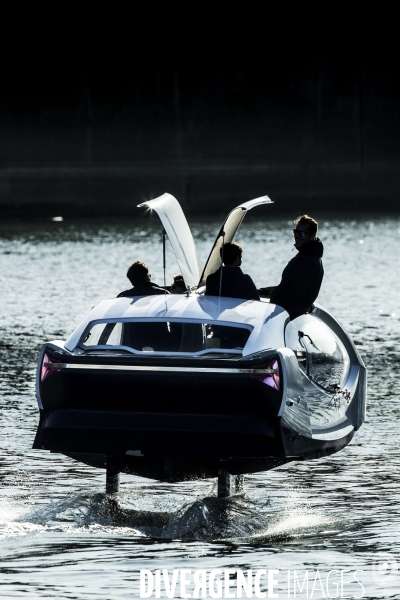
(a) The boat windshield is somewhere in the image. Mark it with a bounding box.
[79,321,252,354]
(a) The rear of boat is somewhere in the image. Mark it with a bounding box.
[33,298,366,496]
[33,193,366,495]
[34,306,289,485]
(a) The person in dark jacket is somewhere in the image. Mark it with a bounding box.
[259,215,324,320]
[205,242,260,301]
[117,260,168,297]
[117,260,170,350]
[170,274,186,294]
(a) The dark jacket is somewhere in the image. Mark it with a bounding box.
[117,281,169,298]
[205,267,260,301]
[270,238,324,320]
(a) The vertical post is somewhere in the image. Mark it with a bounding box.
[162,229,167,289]
[219,231,225,297]
[217,460,232,498]
[106,457,120,494]
[235,474,244,493]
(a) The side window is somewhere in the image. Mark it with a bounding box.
[285,315,349,392]
[106,322,122,345]
[82,322,122,347]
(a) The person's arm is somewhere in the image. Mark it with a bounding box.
[244,276,261,301]
[258,286,277,298]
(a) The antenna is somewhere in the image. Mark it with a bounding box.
[219,231,225,297]
[162,228,167,289]
[162,229,168,310]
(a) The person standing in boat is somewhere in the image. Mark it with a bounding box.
[205,242,260,300]
[259,215,323,320]
[117,261,169,297]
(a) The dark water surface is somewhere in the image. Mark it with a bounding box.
[1,214,399,599]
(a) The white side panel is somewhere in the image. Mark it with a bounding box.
[277,347,312,438]
[137,193,201,289]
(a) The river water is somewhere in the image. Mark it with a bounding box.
[0,212,399,599]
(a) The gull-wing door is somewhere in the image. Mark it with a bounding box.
[137,193,201,289]
[197,195,273,288]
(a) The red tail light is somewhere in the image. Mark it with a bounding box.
[41,353,61,382]
[250,359,280,391]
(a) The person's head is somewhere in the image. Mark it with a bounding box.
[220,241,243,267]
[293,215,318,249]
[171,274,186,294]
[126,261,150,285]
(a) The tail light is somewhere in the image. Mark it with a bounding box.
[41,353,62,382]
[250,359,280,391]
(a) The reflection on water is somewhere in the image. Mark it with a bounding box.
[0,214,400,598]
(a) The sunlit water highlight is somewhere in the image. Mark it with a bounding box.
[0,213,399,598]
